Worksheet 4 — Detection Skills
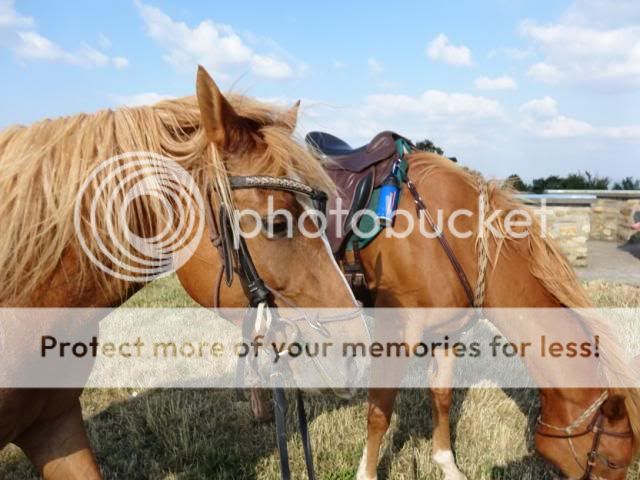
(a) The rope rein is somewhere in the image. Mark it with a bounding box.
[474,181,490,310]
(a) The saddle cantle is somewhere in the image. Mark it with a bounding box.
[307,131,399,172]
[306,131,412,254]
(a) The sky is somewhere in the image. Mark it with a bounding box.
[0,0,638,181]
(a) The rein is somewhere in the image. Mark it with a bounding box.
[536,390,633,479]
[405,178,478,308]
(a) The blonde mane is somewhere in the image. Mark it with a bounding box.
[0,95,334,305]
[408,151,640,449]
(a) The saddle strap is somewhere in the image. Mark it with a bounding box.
[405,179,476,307]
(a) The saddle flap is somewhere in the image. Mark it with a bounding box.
[343,171,374,235]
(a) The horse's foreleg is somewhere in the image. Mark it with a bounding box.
[14,400,101,480]
[356,388,398,480]
[429,348,466,480]
[249,388,274,422]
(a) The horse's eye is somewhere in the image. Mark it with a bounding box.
[262,216,292,239]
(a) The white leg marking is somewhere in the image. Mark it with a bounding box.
[356,446,377,480]
[432,449,467,480]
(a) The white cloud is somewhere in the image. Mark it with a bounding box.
[0,1,127,69]
[526,62,565,84]
[519,96,558,117]
[112,56,129,69]
[136,1,294,80]
[426,34,473,66]
[250,54,292,79]
[475,75,517,90]
[13,31,70,62]
[111,92,175,107]
[367,91,503,118]
[519,8,640,90]
[298,90,506,155]
[333,60,347,70]
[367,57,383,73]
[0,0,32,28]
[98,33,112,50]
[487,46,532,61]
[563,0,640,28]
[601,125,640,139]
[12,31,128,68]
[519,96,640,139]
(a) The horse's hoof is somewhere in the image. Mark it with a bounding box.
[433,450,467,480]
[356,447,377,480]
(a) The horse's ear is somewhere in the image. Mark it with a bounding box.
[282,100,300,133]
[196,65,242,151]
[602,394,627,422]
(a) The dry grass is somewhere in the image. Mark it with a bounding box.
[1,279,639,479]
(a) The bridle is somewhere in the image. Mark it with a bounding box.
[536,390,633,480]
[203,173,360,480]
[204,175,328,309]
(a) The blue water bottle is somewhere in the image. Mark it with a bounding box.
[375,169,400,227]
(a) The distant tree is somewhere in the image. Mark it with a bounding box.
[564,173,590,189]
[415,139,444,156]
[414,138,460,162]
[613,177,640,190]
[528,171,610,193]
[505,174,529,192]
[584,171,610,189]
[531,175,563,193]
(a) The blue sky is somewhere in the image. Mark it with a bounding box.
[0,0,638,181]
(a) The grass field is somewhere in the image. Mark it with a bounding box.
[1,278,640,479]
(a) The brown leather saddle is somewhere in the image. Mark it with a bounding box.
[305,131,412,254]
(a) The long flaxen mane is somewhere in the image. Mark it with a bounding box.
[0,95,334,305]
[408,151,640,450]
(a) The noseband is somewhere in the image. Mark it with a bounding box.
[536,391,633,480]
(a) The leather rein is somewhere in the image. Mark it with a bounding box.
[404,178,478,309]
[536,390,633,479]
[202,174,347,480]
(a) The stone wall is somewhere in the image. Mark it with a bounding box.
[619,199,640,242]
[520,194,594,268]
[545,190,640,244]
[591,199,622,241]
[545,206,591,267]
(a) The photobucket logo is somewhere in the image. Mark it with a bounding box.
[230,196,551,242]
[74,152,204,282]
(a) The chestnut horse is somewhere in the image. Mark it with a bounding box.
[0,66,361,479]
[329,152,640,480]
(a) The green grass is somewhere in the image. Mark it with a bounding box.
[1,279,639,479]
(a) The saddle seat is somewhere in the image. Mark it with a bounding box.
[306,131,399,173]
[305,131,411,254]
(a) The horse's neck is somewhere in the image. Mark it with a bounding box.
[20,248,141,308]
